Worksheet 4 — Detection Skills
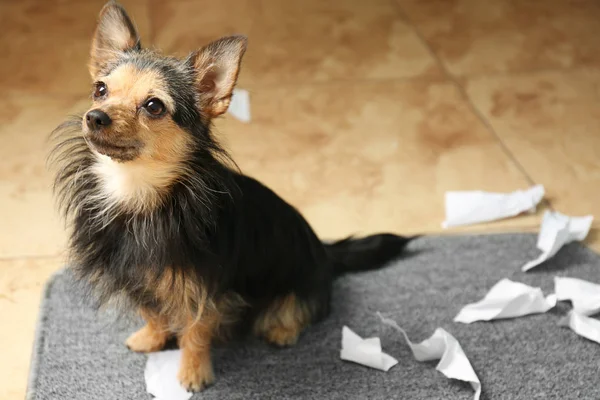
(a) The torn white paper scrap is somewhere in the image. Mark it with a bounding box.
[454,279,556,323]
[559,311,600,345]
[145,350,192,400]
[228,88,251,122]
[522,211,593,272]
[340,326,398,371]
[377,313,481,400]
[442,184,544,228]
[555,277,600,316]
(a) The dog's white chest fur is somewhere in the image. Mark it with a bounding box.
[92,153,177,212]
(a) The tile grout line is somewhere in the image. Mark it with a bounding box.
[390,2,534,184]
[390,0,554,211]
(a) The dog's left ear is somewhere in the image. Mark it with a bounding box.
[189,35,248,118]
[89,1,140,77]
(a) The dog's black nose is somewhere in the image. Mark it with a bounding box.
[85,109,112,131]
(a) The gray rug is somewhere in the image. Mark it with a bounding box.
[27,234,600,400]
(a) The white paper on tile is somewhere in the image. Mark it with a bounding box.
[340,326,398,371]
[442,184,544,228]
[559,311,600,345]
[228,88,251,122]
[145,350,192,400]
[454,279,556,323]
[377,313,481,400]
[522,211,594,272]
[555,277,600,316]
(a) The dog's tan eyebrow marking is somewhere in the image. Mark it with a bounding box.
[101,64,176,113]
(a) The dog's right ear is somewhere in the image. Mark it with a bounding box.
[89,1,140,77]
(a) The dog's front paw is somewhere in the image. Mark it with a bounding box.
[177,358,215,392]
[125,325,168,353]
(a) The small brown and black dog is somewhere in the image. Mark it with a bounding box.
[50,0,415,392]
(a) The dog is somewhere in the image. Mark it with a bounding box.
[49,0,416,392]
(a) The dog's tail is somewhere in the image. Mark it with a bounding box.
[324,233,419,276]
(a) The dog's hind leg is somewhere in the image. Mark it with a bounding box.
[253,293,324,347]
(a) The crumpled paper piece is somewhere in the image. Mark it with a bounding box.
[377,313,481,400]
[228,88,251,122]
[559,311,600,344]
[145,350,192,400]
[442,184,544,228]
[555,277,600,316]
[454,279,556,323]
[340,326,398,371]
[522,211,593,271]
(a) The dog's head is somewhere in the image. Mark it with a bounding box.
[83,1,246,163]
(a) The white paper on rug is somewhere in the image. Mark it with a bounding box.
[145,350,192,400]
[454,279,556,324]
[377,313,481,400]
[340,326,398,371]
[522,211,593,271]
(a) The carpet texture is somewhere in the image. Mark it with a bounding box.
[27,234,600,400]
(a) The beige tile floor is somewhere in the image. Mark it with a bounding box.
[2,0,600,398]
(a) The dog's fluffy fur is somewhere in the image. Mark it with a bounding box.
[50,1,415,391]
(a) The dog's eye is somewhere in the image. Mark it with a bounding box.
[143,98,165,116]
[93,82,107,99]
